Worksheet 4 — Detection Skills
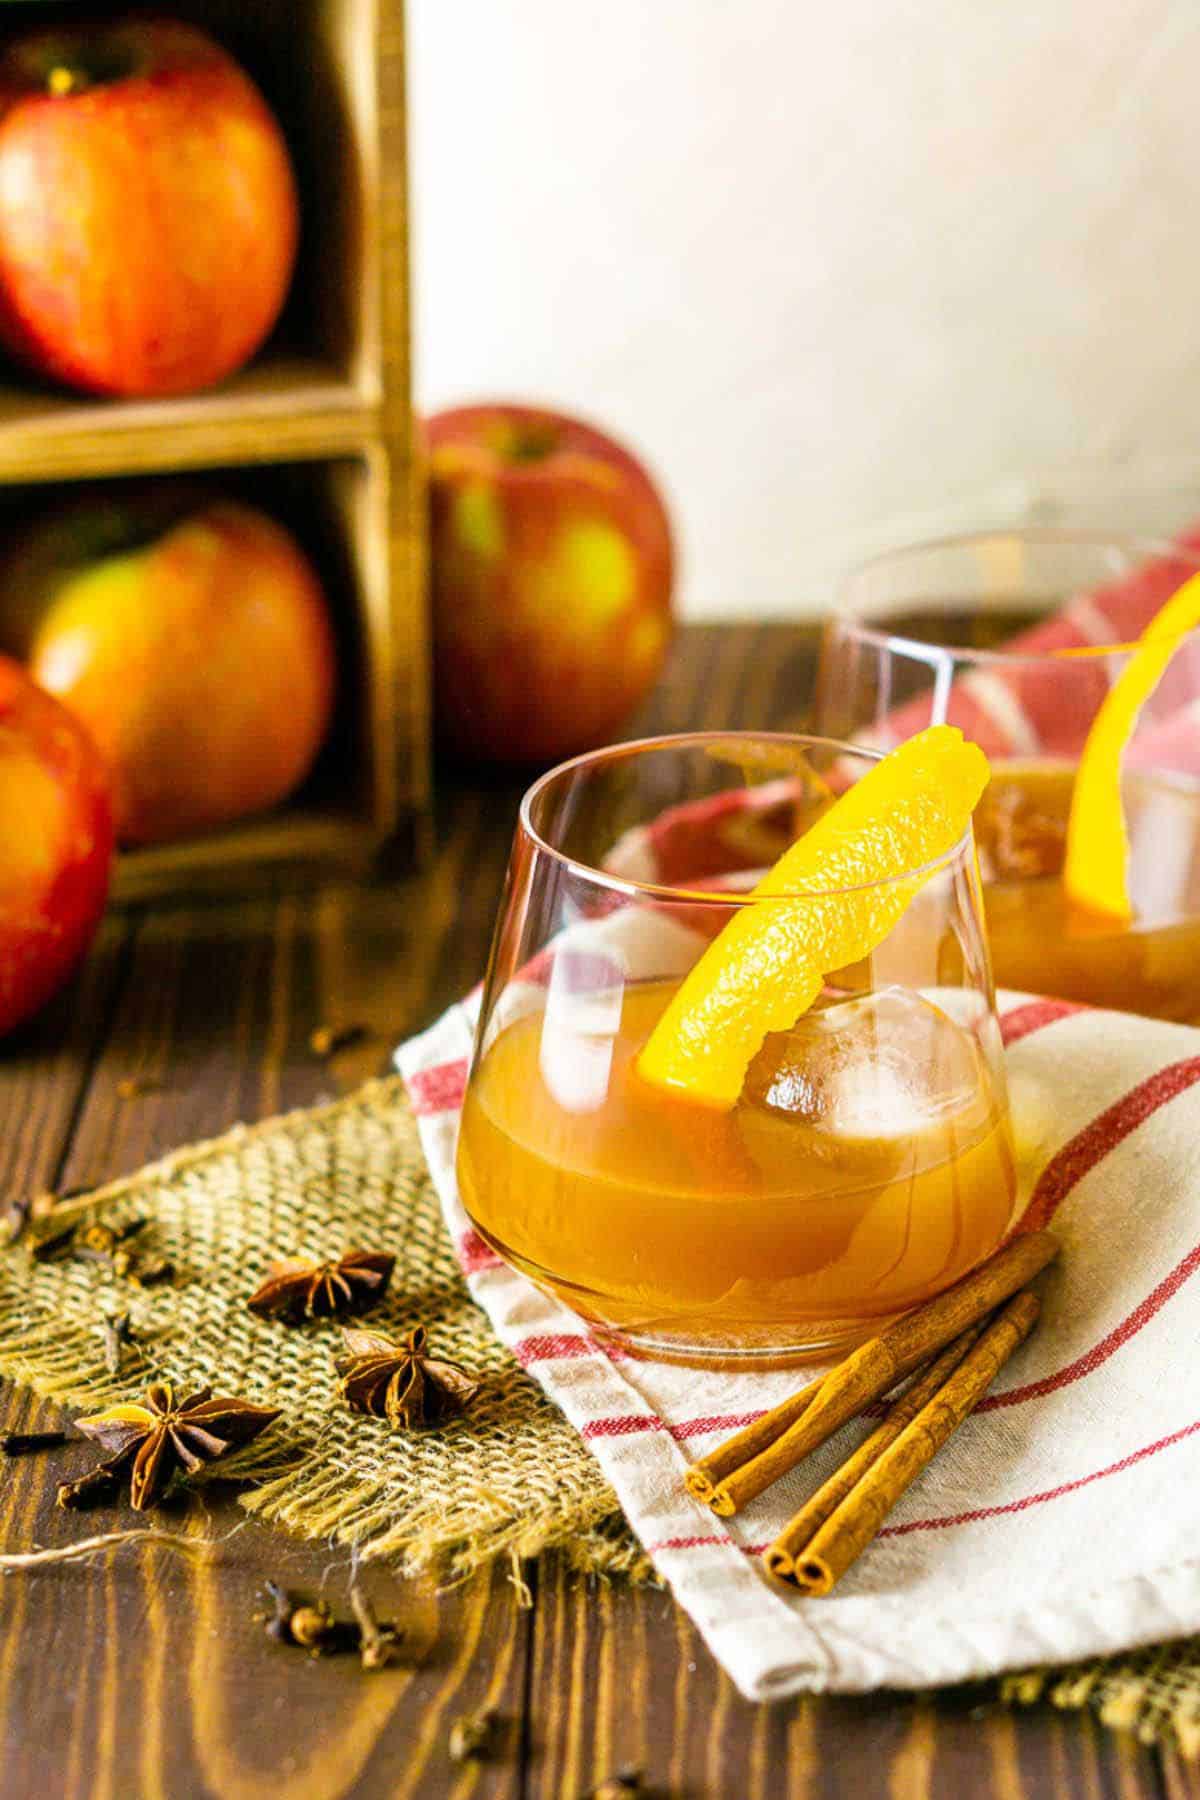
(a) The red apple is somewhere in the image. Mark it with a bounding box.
[0,19,298,396]
[0,655,112,1036]
[427,403,674,764]
[0,494,336,846]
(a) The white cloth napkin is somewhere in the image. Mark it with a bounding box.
[397,985,1200,1701]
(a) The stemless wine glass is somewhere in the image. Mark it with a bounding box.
[815,531,1200,1022]
[456,732,1016,1365]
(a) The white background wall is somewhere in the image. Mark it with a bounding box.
[408,0,1200,620]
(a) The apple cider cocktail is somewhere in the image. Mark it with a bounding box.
[457,730,1017,1362]
[820,531,1200,1026]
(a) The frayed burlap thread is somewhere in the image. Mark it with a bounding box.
[0,1077,648,1583]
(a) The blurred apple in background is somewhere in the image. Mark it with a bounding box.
[427,403,674,764]
[0,495,336,845]
[0,18,298,397]
[0,656,112,1036]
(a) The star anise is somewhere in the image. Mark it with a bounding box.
[65,1380,281,1511]
[247,1249,396,1324]
[336,1325,480,1429]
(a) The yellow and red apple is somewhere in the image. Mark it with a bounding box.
[427,403,674,764]
[0,19,298,397]
[0,494,336,846]
[0,656,112,1036]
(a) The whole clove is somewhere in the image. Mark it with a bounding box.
[349,1577,402,1671]
[116,1076,162,1100]
[586,1771,644,1800]
[260,1578,402,1668]
[588,1774,645,1799]
[56,1460,128,1510]
[99,1311,134,1376]
[1,1430,67,1457]
[1,1200,29,1247]
[2,1187,62,1247]
[28,1218,83,1262]
[260,1580,359,1656]
[128,1256,176,1288]
[29,1214,147,1268]
[448,1709,501,1762]
[309,1022,370,1058]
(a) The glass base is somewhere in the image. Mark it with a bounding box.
[472,1222,905,1369]
[582,1314,901,1371]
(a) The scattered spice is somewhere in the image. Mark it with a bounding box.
[1,1430,67,1457]
[99,1311,134,1377]
[349,1577,402,1671]
[261,1581,358,1655]
[336,1325,480,1429]
[78,1221,132,1256]
[308,1022,370,1058]
[29,1214,146,1266]
[260,1578,401,1667]
[247,1250,395,1325]
[28,1218,85,1262]
[57,1463,126,1510]
[116,1076,162,1100]
[26,1212,172,1288]
[2,1186,61,1247]
[448,1709,501,1762]
[128,1255,176,1288]
[589,1773,644,1798]
[70,1380,281,1511]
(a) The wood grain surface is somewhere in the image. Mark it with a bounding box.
[0,625,1173,1799]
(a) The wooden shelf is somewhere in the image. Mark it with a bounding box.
[0,0,428,898]
[0,358,379,481]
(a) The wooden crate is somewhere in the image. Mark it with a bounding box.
[0,0,428,900]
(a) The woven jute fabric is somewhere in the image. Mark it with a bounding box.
[0,1077,647,1583]
[1003,1639,1200,1757]
[0,1077,1196,1752]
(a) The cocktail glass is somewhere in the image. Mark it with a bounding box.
[456,732,1015,1364]
[816,531,1200,1022]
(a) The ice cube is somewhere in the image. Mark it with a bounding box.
[741,987,982,1138]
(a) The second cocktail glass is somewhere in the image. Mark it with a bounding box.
[816,531,1200,1021]
[457,732,1016,1364]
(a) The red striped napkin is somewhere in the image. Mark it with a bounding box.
[398,977,1200,1700]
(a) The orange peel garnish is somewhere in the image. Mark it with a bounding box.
[1064,570,1200,922]
[635,726,990,1109]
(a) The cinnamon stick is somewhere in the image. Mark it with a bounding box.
[684,1372,826,1506]
[763,1319,988,1582]
[706,1230,1058,1516]
[787,1289,1041,1595]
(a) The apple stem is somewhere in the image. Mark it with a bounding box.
[47,66,87,98]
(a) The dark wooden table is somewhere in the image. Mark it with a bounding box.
[0,625,1191,1799]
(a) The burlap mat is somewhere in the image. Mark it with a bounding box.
[0,1076,1194,1752]
[0,1078,647,1584]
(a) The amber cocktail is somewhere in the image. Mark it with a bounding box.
[457,732,1016,1362]
[975,760,1200,1021]
[819,531,1200,1023]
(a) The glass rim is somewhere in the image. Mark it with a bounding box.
[837,527,1200,666]
[518,729,974,906]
